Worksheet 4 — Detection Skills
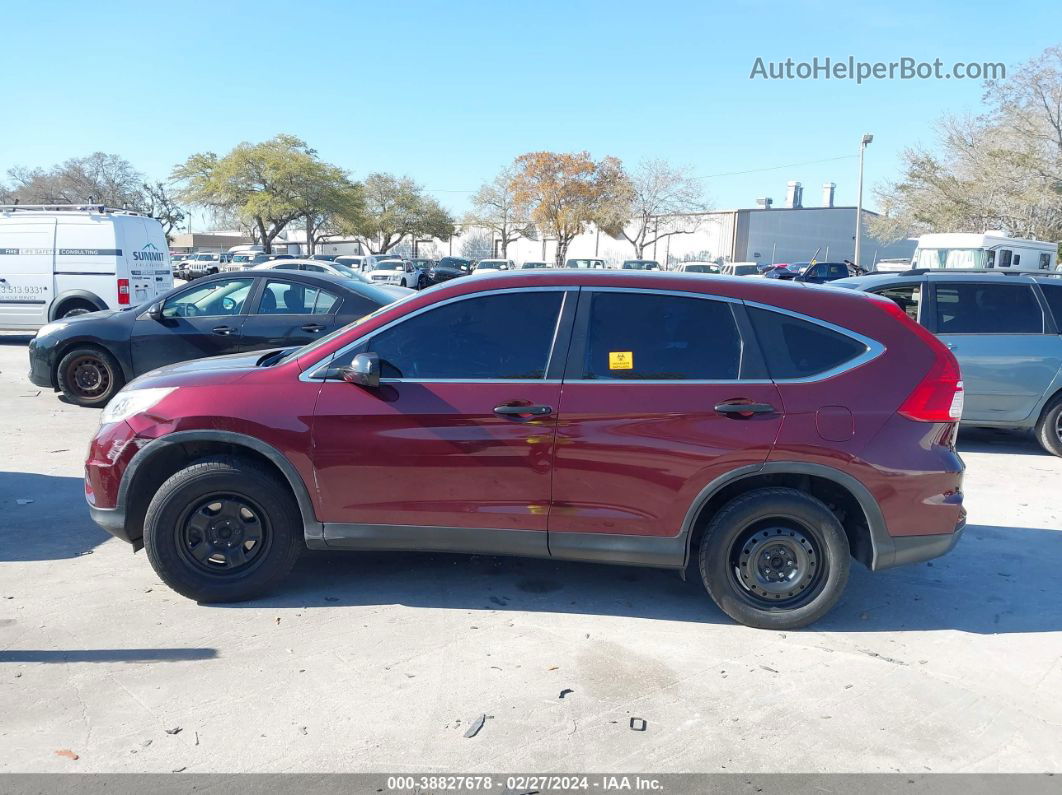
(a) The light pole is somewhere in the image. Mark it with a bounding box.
[854,133,873,269]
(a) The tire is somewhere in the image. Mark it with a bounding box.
[1035,395,1062,457]
[56,346,125,407]
[698,487,850,630]
[56,299,98,318]
[144,457,303,603]
[417,275,429,290]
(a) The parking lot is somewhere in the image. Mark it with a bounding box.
[1,331,1060,774]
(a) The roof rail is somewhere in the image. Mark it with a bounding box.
[0,204,143,216]
[897,267,1062,277]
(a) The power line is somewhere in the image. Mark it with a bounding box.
[423,153,861,195]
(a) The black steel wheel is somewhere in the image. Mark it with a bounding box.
[144,457,303,602]
[699,487,850,629]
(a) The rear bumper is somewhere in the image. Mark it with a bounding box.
[874,519,966,570]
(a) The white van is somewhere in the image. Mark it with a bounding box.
[912,232,1058,272]
[0,205,174,330]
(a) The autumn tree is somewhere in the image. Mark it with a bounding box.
[345,173,454,253]
[509,151,628,267]
[614,159,709,258]
[464,167,535,257]
[872,45,1062,242]
[173,134,349,253]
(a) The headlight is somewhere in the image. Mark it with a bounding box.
[100,387,176,425]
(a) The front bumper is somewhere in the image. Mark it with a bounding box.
[26,336,55,388]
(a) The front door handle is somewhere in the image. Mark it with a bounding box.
[715,401,776,416]
[494,404,553,417]
[301,323,327,333]
[212,325,236,336]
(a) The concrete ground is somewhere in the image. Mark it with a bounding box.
[1,333,1060,774]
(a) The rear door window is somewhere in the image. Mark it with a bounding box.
[748,307,868,379]
[933,283,1044,333]
[581,291,741,380]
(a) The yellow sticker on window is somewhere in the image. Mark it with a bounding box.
[609,351,633,370]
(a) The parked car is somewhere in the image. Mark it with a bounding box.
[426,256,473,285]
[0,204,173,330]
[368,258,421,289]
[472,259,515,274]
[28,270,396,407]
[768,261,862,283]
[308,254,339,262]
[521,261,550,269]
[334,255,369,273]
[186,252,222,274]
[85,269,965,630]
[409,258,437,285]
[719,262,761,277]
[834,270,1062,456]
[622,260,662,271]
[253,258,413,300]
[675,261,720,274]
[565,258,607,269]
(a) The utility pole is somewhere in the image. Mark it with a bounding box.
[854,133,873,269]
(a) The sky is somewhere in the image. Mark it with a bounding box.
[2,0,1059,219]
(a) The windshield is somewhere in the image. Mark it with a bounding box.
[735,265,758,275]
[374,261,401,270]
[914,247,993,269]
[477,262,502,269]
[277,289,420,365]
[623,261,658,270]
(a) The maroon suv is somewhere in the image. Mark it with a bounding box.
[85,271,966,629]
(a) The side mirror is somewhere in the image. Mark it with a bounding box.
[341,352,380,388]
[148,302,164,321]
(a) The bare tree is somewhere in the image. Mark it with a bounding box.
[464,168,535,257]
[615,159,710,258]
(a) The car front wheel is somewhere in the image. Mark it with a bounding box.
[698,487,850,630]
[143,457,303,602]
[56,346,125,407]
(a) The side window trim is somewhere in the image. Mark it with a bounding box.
[303,287,576,382]
[562,287,756,384]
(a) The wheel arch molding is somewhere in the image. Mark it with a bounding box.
[680,461,894,572]
[117,430,323,548]
[49,289,108,320]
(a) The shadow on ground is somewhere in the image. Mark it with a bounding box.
[0,472,111,561]
[957,427,1049,456]
[212,522,1062,635]
[0,648,217,663]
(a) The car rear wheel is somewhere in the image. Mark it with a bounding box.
[56,346,125,407]
[698,487,850,630]
[144,457,303,603]
[1035,396,1062,457]
[57,300,97,318]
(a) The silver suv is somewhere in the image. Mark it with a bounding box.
[835,270,1062,456]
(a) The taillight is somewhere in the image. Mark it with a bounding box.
[866,295,964,423]
[117,278,130,305]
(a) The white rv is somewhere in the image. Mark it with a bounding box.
[0,205,174,330]
[912,232,1058,272]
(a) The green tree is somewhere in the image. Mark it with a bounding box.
[346,173,454,253]
[172,134,349,254]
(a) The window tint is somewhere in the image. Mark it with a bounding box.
[873,284,922,322]
[257,280,341,315]
[1037,284,1062,329]
[934,284,1043,334]
[827,263,847,278]
[365,291,563,379]
[583,292,741,380]
[748,307,868,379]
[162,278,253,318]
[999,250,1012,268]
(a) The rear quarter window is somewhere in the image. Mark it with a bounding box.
[1039,283,1062,329]
[748,306,869,379]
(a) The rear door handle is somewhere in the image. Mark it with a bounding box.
[212,325,236,336]
[301,323,327,333]
[494,404,553,417]
[714,401,776,415]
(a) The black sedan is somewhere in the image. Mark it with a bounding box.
[765,261,864,284]
[426,256,473,285]
[28,270,396,407]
